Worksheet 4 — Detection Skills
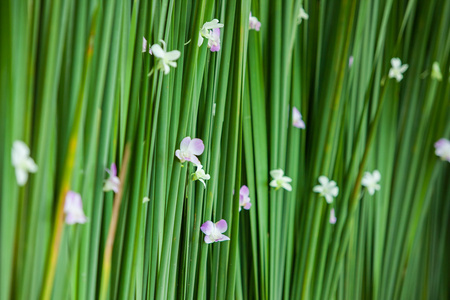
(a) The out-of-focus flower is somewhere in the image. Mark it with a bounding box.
[361,170,381,195]
[269,169,292,191]
[64,191,87,225]
[175,137,205,166]
[239,185,251,211]
[313,176,339,204]
[143,37,148,53]
[198,19,224,52]
[297,7,309,24]
[431,62,442,81]
[193,164,210,188]
[388,58,408,82]
[329,208,337,224]
[434,138,450,162]
[349,56,354,67]
[103,163,120,193]
[151,40,181,75]
[11,140,38,186]
[201,219,230,243]
[249,12,261,31]
[292,107,305,129]
[143,197,150,203]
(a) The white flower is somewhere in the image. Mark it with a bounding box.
[361,170,381,195]
[249,12,261,31]
[313,176,339,204]
[431,62,442,81]
[150,40,181,75]
[198,19,224,50]
[269,169,292,191]
[434,138,450,162]
[297,7,309,24]
[11,141,38,186]
[64,191,87,225]
[103,163,120,193]
[388,58,408,82]
[192,164,210,188]
[292,107,305,129]
[143,197,150,203]
[239,185,251,211]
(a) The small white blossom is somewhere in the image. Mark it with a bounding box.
[249,12,261,31]
[388,58,408,82]
[313,176,339,204]
[11,141,38,186]
[361,170,381,195]
[151,40,181,75]
[269,169,292,191]
[434,138,450,162]
[431,62,442,81]
[192,164,210,188]
[297,7,309,24]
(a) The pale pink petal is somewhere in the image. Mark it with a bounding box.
[217,234,230,242]
[239,195,245,206]
[200,221,214,235]
[175,149,184,162]
[204,235,214,243]
[180,137,192,151]
[188,138,205,155]
[244,203,252,210]
[329,209,337,224]
[188,155,201,166]
[240,185,249,197]
[111,163,117,176]
[215,219,228,233]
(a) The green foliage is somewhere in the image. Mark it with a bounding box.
[1,0,449,299]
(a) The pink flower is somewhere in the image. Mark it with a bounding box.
[143,37,148,53]
[64,191,87,225]
[249,12,261,31]
[208,28,221,52]
[239,185,251,211]
[434,138,450,162]
[175,137,205,166]
[329,209,337,224]
[200,219,230,243]
[103,163,120,193]
[292,107,305,129]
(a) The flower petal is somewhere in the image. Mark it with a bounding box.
[189,155,201,166]
[204,235,214,244]
[269,180,278,188]
[391,58,401,68]
[244,202,252,210]
[318,176,329,186]
[111,163,117,176]
[373,170,381,181]
[165,50,181,61]
[240,185,249,197]
[15,168,28,186]
[215,219,228,233]
[217,234,230,242]
[188,138,205,155]
[282,182,292,191]
[200,221,214,235]
[313,185,323,193]
[325,194,333,204]
[270,169,284,179]
[175,150,184,162]
[180,137,191,151]
[150,44,165,58]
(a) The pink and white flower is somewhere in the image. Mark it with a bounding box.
[239,185,251,211]
[103,163,120,193]
[175,137,205,166]
[198,19,224,52]
[434,138,450,162]
[200,219,230,244]
[64,191,87,225]
[313,176,339,204]
[292,107,305,129]
[329,208,337,224]
[249,12,261,31]
[11,140,38,186]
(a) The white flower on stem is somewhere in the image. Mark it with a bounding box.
[292,107,305,129]
[198,19,224,52]
[201,219,230,243]
[11,140,38,186]
[388,58,408,82]
[150,40,181,75]
[192,164,210,188]
[431,62,442,81]
[249,12,261,31]
[239,185,251,211]
[434,138,450,162]
[313,176,339,204]
[103,163,120,193]
[297,7,309,24]
[64,191,87,225]
[269,169,292,191]
[361,170,381,195]
[329,208,337,224]
[175,137,205,166]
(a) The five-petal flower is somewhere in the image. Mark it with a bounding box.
[292,107,306,129]
[198,19,224,52]
[249,12,261,31]
[201,219,230,243]
[313,176,339,204]
[239,185,251,211]
[361,170,381,195]
[192,164,211,188]
[11,140,38,186]
[388,58,408,82]
[103,163,120,193]
[269,169,293,191]
[175,137,205,166]
[64,191,87,225]
[150,40,181,75]
[434,138,450,162]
